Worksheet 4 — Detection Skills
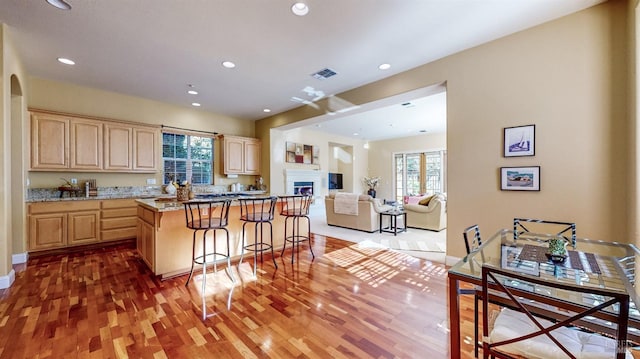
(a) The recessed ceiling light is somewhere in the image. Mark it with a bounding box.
[263,108,271,113]
[222,61,236,69]
[291,2,309,16]
[353,132,359,136]
[191,102,201,107]
[47,0,71,10]
[57,57,75,65]
[187,90,198,95]
[378,63,391,70]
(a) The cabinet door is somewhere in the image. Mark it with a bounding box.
[104,124,133,170]
[244,139,261,175]
[29,213,66,250]
[68,210,100,245]
[133,127,158,172]
[70,119,103,170]
[224,138,245,174]
[31,113,69,169]
[137,219,155,270]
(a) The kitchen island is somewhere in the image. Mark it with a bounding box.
[136,196,294,279]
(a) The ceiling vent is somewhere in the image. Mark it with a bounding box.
[311,68,337,80]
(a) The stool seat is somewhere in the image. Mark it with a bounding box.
[279,194,314,263]
[238,196,278,276]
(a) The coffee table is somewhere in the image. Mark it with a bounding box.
[379,209,407,235]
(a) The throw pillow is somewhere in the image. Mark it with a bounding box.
[418,195,434,206]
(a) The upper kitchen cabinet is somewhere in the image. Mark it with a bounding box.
[133,127,159,171]
[30,112,69,170]
[29,109,159,173]
[221,135,261,175]
[103,123,133,170]
[70,118,103,170]
[104,124,159,172]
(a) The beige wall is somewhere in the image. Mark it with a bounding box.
[26,77,256,189]
[1,24,29,279]
[258,1,632,260]
[368,132,447,201]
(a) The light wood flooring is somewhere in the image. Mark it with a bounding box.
[0,235,480,358]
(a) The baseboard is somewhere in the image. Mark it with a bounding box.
[445,255,461,267]
[12,252,28,265]
[0,269,15,289]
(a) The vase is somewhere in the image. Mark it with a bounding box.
[367,189,376,198]
[165,182,176,195]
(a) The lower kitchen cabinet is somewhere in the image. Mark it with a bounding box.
[101,199,138,241]
[28,201,101,251]
[136,206,156,270]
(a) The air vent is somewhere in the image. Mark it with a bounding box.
[311,68,337,80]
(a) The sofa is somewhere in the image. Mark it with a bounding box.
[325,193,392,232]
[403,193,447,231]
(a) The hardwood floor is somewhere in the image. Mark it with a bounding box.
[0,235,479,358]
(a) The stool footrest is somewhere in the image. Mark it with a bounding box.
[193,253,231,266]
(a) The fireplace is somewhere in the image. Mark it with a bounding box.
[284,169,322,205]
[294,181,313,196]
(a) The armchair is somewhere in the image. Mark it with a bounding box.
[403,193,446,231]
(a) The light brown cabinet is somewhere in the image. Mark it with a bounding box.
[30,110,159,173]
[103,123,133,170]
[136,206,156,270]
[101,199,138,241]
[222,135,261,175]
[70,118,103,170]
[28,201,100,251]
[30,113,69,169]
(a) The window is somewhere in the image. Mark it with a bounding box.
[162,132,213,184]
[394,150,446,202]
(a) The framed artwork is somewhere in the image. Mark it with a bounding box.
[504,124,535,157]
[286,141,318,164]
[500,166,540,191]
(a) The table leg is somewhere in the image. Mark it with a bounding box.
[379,213,383,233]
[448,275,461,358]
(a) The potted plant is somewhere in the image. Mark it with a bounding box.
[363,176,380,198]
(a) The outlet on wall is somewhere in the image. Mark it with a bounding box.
[146,178,156,185]
[71,178,77,185]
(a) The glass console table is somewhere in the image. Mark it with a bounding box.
[447,229,640,358]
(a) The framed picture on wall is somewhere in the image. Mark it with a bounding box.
[504,124,535,157]
[500,166,540,191]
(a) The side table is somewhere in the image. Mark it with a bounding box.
[379,209,407,236]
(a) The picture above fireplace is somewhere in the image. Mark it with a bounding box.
[286,141,319,164]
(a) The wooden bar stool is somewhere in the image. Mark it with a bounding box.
[279,194,314,263]
[183,199,235,292]
[238,196,278,276]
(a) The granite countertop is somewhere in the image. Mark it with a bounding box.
[136,191,272,212]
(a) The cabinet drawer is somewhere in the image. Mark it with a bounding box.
[29,201,100,214]
[101,227,136,241]
[101,217,137,230]
[137,206,156,225]
[102,207,137,219]
[101,199,137,209]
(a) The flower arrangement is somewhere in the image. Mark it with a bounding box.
[363,176,380,190]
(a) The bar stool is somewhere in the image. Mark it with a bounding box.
[279,194,314,263]
[238,196,278,276]
[183,199,235,291]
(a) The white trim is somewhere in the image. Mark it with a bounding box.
[12,252,28,264]
[445,255,461,267]
[0,269,16,289]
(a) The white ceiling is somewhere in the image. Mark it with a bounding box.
[1,0,604,140]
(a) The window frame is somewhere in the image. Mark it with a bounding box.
[162,130,215,185]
